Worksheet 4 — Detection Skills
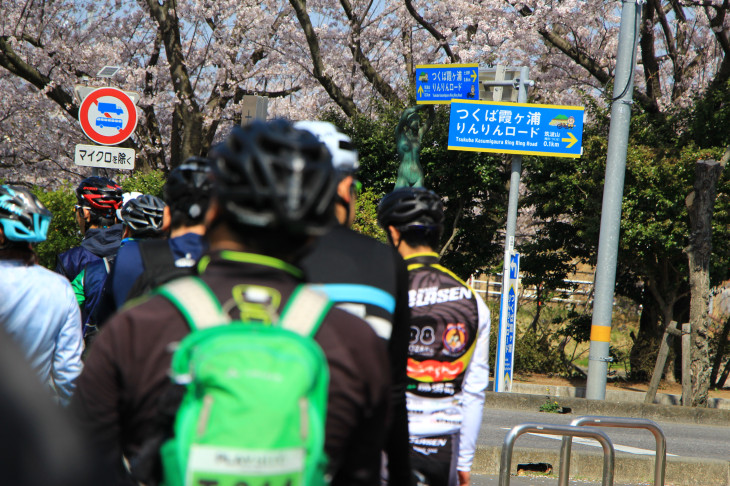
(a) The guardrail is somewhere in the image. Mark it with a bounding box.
[499,422,615,486]
[559,416,666,486]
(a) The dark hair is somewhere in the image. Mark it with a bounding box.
[398,225,441,251]
[0,242,37,265]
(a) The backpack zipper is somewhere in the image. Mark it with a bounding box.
[197,394,214,437]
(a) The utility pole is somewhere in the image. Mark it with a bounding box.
[585,0,643,400]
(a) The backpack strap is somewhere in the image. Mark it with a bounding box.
[156,277,231,331]
[279,285,332,338]
[139,238,177,275]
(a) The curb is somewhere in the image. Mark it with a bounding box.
[472,445,730,486]
[483,391,730,426]
[509,382,730,410]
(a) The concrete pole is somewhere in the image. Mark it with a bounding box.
[585,0,642,400]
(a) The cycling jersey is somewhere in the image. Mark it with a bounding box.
[0,259,84,406]
[55,224,123,281]
[403,252,490,478]
[300,225,413,485]
[71,250,390,486]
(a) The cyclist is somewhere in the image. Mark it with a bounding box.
[71,120,390,486]
[0,185,83,407]
[377,187,490,486]
[55,176,123,281]
[295,120,413,484]
[75,194,167,340]
[106,157,211,310]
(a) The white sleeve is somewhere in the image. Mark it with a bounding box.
[458,294,491,471]
[52,284,84,407]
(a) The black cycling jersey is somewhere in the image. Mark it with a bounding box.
[300,225,413,485]
[405,253,481,399]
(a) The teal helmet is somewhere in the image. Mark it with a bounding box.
[0,185,52,243]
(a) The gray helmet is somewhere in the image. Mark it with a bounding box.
[377,187,444,229]
[120,194,166,237]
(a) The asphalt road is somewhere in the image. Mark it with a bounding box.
[477,408,730,462]
[472,473,648,485]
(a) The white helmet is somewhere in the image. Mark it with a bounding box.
[294,120,359,173]
[116,191,143,220]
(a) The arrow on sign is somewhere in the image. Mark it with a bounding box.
[417,85,424,97]
[562,131,578,148]
[471,70,477,82]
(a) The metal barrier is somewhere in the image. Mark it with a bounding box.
[559,416,666,486]
[499,423,615,486]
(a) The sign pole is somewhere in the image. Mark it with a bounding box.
[494,66,530,392]
[585,0,642,400]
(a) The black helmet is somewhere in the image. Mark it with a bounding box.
[0,185,52,243]
[76,177,122,220]
[210,120,337,235]
[163,157,212,220]
[120,194,166,237]
[377,187,444,229]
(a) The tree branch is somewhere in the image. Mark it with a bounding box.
[403,0,459,63]
[289,0,360,118]
[440,197,464,256]
[0,36,77,118]
[339,0,402,107]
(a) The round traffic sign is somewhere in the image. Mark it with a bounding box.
[78,87,138,146]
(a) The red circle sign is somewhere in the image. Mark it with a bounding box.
[78,87,138,146]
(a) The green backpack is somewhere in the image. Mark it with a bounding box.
[155,276,331,486]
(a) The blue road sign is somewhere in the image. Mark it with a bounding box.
[448,100,584,158]
[416,64,479,104]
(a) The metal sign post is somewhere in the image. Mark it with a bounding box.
[241,95,269,125]
[494,66,530,392]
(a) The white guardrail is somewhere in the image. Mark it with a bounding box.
[468,274,595,306]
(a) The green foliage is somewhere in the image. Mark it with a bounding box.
[352,188,387,242]
[513,327,570,375]
[539,397,562,413]
[33,184,80,270]
[119,170,166,198]
[323,104,509,278]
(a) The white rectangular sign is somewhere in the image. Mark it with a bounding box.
[74,144,135,170]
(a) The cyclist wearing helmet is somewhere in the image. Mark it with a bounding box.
[106,158,211,311]
[377,187,490,486]
[55,177,124,282]
[72,120,390,486]
[296,120,413,485]
[74,194,168,341]
[0,185,83,406]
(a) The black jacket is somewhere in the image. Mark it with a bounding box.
[72,250,391,486]
[300,225,413,484]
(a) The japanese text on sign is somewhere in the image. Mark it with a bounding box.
[416,64,479,104]
[74,144,135,170]
[448,100,584,158]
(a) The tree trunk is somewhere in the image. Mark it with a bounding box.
[710,316,730,387]
[685,159,723,406]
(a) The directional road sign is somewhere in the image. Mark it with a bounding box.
[74,144,135,170]
[494,252,520,393]
[447,100,584,158]
[415,64,479,104]
[78,87,139,146]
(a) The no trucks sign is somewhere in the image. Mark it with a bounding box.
[78,87,138,146]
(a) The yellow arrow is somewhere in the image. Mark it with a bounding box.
[471,70,477,82]
[562,131,577,148]
[418,85,424,97]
